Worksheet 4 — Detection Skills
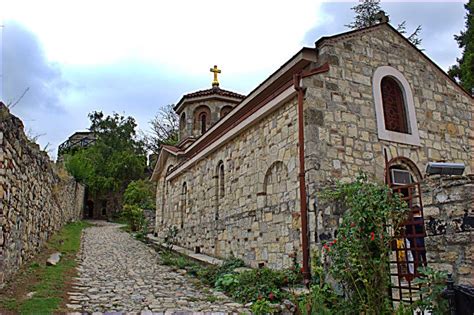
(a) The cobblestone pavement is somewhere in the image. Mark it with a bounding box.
[67,221,248,314]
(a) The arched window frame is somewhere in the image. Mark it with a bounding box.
[180,181,187,228]
[193,105,211,135]
[218,161,225,198]
[220,105,233,118]
[180,112,186,131]
[199,112,207,134]
[373,66,420,146]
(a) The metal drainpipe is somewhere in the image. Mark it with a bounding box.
[293,73,311,285]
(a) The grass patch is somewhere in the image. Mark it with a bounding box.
[0,221,90,314]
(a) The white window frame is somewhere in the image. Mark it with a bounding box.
[372,66,420,146]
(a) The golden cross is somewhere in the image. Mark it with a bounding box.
[210,65,221,87]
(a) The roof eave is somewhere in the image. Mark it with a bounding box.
[174,94,243,114]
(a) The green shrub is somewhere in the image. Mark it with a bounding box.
[121,204,146,231]
[123,179,155,209]
[317,173,408,314]
[215,273,240,292]
[250,298,274,315]
[411,267,449,314]
[239,268,287,302]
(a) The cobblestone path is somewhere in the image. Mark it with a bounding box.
[67,222,248,314]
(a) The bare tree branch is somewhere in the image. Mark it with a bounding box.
[144,104,179,154]
[7,87,30,109]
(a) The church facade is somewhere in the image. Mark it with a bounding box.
[151,23,473,283]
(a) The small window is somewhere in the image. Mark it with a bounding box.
[180,112,186,130]
[381,77,408,133]
[200,112,207,134]
[219,162,225,198]
[180,182,187,228]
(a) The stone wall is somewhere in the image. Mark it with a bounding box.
[311,176,473,286]
[302,25,473,284]
[179,100,238,141]
[155,24,472,277]
[0,103,85,287]
[157,98,301,269]
[422,176,473,285]
[303,25,472,192]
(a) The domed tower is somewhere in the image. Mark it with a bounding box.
[174,65,245,147]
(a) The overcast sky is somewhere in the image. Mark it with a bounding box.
[1,0,467,158]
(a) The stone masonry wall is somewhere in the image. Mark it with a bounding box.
[302,25,473,284]
[0,103,85,287]
[157,98,301,269]
[303,25,472,191]
[422,176,473,285]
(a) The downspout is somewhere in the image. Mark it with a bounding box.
[293,72,311,284]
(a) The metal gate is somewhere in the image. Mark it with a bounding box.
[388,181,427,305]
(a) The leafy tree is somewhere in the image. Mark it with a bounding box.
[346,0,422,47]
[65,112,146,195]
[145,104,179,154]
[448,0,474,92]
[123,179,156,209]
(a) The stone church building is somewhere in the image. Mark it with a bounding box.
[151,23,473,286]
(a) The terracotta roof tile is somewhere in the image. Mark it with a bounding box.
[182,87,245,100]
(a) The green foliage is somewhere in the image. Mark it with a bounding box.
[162,226,179,251]
[155,252,299,306]
[224,268,289,303]
[65,111,146,195]
[123,179,155,209]
[296,250,345,314]
[346,0,422,47]
[346,0,382,29]
[449,0,474,92]
[250,298,274,315]
[121,204,146,232]
[215,273,240,292]
[0,222,89,314]
[316,173,409,314]
[411,267,449,314]
[297,284,341,315]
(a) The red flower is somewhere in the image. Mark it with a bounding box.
[350,222,356,227]
[370,232,375,241]
[323,244,330,252]
[269,292,275,301]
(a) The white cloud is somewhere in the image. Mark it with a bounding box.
[5,0,323,75]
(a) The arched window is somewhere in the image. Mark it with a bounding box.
[200,112,207,134]
[180,182,187,228]
[180,112,186,130]
[220,105,233,118]
[218,162,225,198]
[263,161,289,207]
[161,165,174,224]
[193,105,211,135]
[381,77,408,133]
[372,66,420,146]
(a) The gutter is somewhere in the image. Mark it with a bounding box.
[293,62,330,285]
